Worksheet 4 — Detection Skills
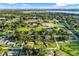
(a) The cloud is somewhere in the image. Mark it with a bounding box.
[0,3,79,9]
[56,3,67,6]
[0,3,32,9]
[0,0,79,3]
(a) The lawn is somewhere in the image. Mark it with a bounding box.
[33,41,44,49]
[16,27,31,32]
[33,25,44,31]
[55,49,70,56]
[61,41,79,56]
[17,25,46,32]
[33,44,43,49]
[47,42,57,48]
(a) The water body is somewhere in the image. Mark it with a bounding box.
[27,10,79,14]
[52,11,79,14]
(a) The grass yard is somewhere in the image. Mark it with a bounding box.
[47,42,57,48]
[33,25,44,31]
[33,44,45,49]
[61,41,79,56]
[17,27,31,32]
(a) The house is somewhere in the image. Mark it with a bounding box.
[42,23,51,28]
[27,42,34,48]
[45,35,51,40]
[2,35,9,40]
[46,28,52,32]
[0,39,5,45]
[0,35,10,45]
[7,42,14,46]
[28,22,38,27]
[0,18,6,21]
[0,21,3,29]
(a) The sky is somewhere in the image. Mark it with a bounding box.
[0,3,56,9]
[0,3,79,9]
[0,0,79,3]
[0,0,79,9]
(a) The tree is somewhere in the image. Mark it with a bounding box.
[36,46,49,56]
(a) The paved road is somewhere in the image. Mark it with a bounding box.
[47,37,59,50]
[54,19,79,42]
